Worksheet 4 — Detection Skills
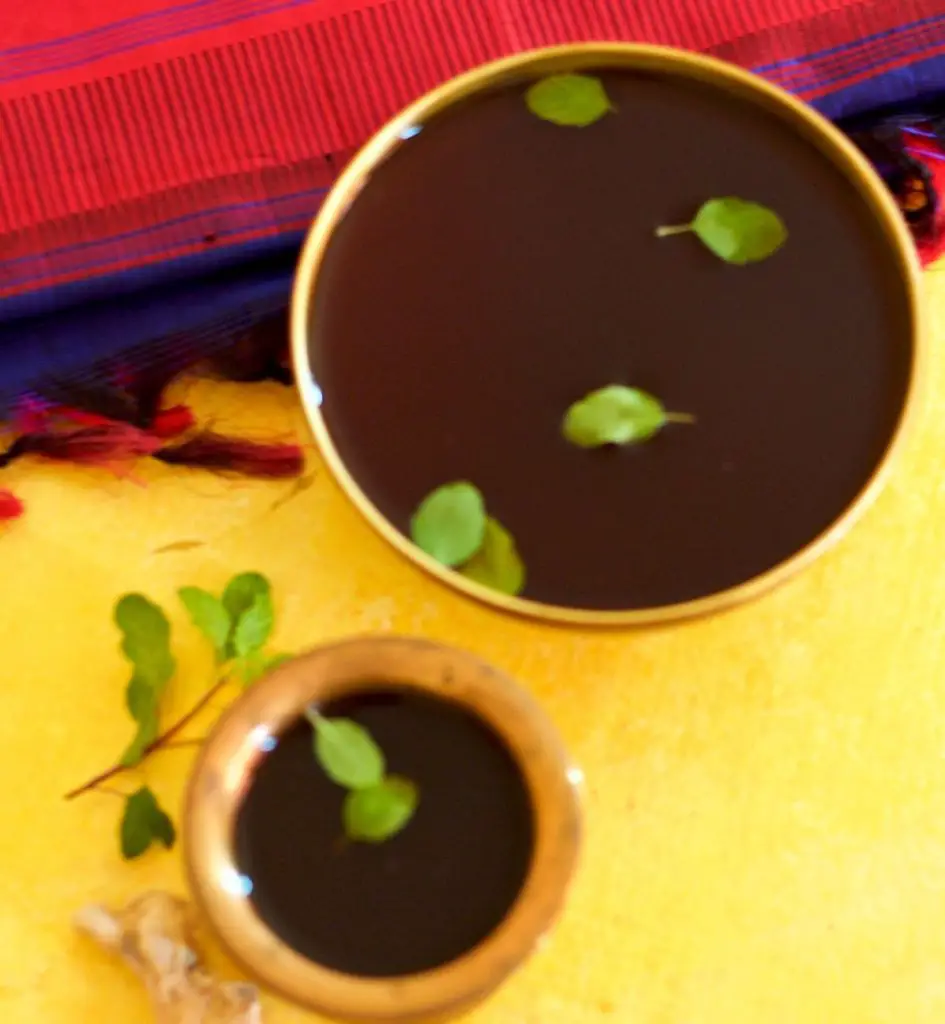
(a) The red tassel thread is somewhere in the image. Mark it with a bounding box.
[854,119,945,266]
[33,401,195,437]
[58,407,118,429]
[0,424,161,473]
[0,490,24,521]
[155,431,304,479]
[13,398,136,433]
[12,396,51,434]
[150,405,197,439]
[907,138,945,265]
[1,422,302,479]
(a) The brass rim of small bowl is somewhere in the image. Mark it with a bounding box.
[290,43,925,628]
[184,636,582,1022]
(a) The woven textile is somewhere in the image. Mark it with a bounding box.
[1,0,943,408]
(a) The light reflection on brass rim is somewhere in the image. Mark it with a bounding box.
[290,44,924,628]
[183,637,582,1023]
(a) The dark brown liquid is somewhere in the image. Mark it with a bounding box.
[234,690,534,977]
[310,70,913,609]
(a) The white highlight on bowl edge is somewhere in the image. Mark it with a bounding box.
[221,866,254,899]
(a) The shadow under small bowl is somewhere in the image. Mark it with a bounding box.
[183,636,582,1023]
[290,44,923,627]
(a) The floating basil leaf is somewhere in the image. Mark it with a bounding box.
[459,517,526,596]
[526,73,612,127]
[656,197,787,264]
[310,713,386,790]
[410,482,487,567]
[343,776,419,843]
[563,385,693,448]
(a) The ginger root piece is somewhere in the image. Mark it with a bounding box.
[76,892,262,1024]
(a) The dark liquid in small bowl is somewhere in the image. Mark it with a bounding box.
[235,689,535,977]
[309,69,913,611]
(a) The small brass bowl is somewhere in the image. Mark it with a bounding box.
[290,44,923,627]
[184,637,582,1023]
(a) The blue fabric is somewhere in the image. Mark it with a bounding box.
[0,249,297,411]
[803,54,945,121]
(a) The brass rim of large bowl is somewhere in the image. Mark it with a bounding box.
[290,44,925,628]
[184,637,582,1022]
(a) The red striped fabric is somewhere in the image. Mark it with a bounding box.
[1,0,943,301]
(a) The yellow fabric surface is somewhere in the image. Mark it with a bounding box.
[2,267,945,1024]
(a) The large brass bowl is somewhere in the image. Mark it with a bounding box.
[290,44,923,627]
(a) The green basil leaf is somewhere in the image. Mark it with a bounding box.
[178,586,231,657]
[114,594,174,688]
[222,572,271,623]
[120,786,176,860]
[343,776,419,843]
[657,198,787,265]
[459,517,526,596]
[692,197,787,264]
[148,801,175,849]
[233,592,274,659]
[563,385,675,447]
[526,73,612,127]
[124,673,153,720]
[312,715,386,790]
[410,482,487,567]
[120,697,160,767]
[115,595,175,767]
[238,650,265,688]
[223,572,273,658]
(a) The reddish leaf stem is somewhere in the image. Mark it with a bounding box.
[64,677,229,800]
